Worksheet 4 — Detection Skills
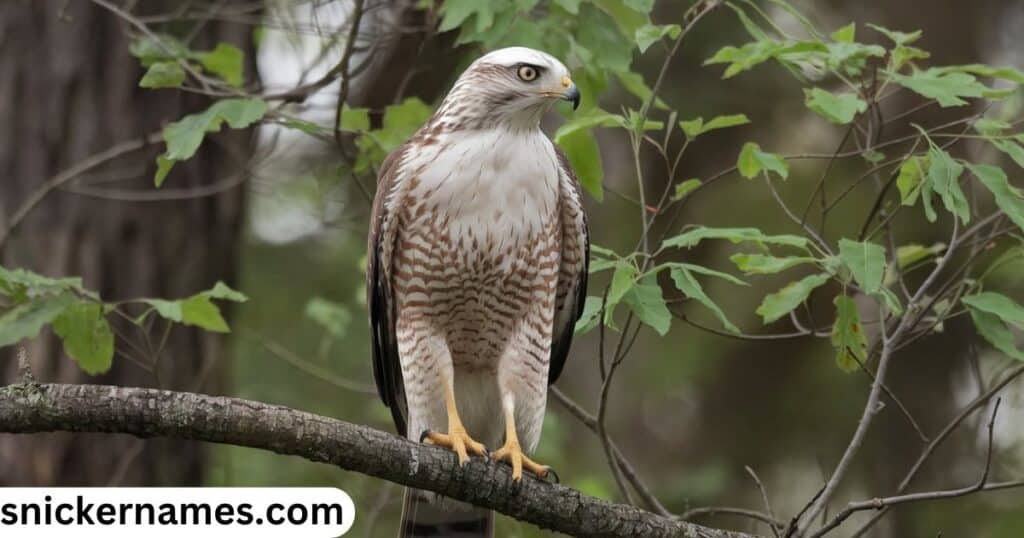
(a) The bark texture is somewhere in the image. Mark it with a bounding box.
[0,383,759,538]
[0,1,251,485]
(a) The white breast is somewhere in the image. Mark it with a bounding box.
[406,128,561,242]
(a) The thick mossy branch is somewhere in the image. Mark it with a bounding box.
[0,383,757,538]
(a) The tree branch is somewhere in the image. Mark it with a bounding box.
[0,383,759,538]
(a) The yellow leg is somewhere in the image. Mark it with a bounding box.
[421,383,487,466]
[491,406,549,481]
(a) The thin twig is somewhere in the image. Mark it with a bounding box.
[812,399,1005,538]
[240,328,377,394]
[0,133,160,249]
[681,506,785,529]
[746,466,781,538]
[851,364,1024,537]
[549,387,671,516]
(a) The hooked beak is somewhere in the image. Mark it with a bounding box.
[561,76,580,111]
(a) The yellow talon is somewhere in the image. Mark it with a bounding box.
[492,439,549,480]
[491,404,550,481]
[423,427,487,465]
[422,383,487,465]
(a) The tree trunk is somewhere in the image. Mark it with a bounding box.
[0,0,251,486]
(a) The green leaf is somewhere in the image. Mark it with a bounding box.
[669,265,739,333]
[607,263,639,310]
[614,72,669,110]
[438,0,493,33]
[969,163,1024,233]
[623,109,663,135]
[0,293,75,347]
[154,156,175,188]
[896,155,928,206]
[877,287,904,315]
[896,243,945,269]
[578,3,637,71]
[139,61,185,89]
[926,145,969,222]
[724,2,769,41]
[867,23,922,45]
[831,295,867,372]
[554,0,582,14]
[197,43,244,87]
[574,296,603,334]
[162,114,209,163]
[162,98,268,161]
[992,139,1024,169]
[964,292,1024,360]
[939,64,1024,84]
[730,253,816,275]
[662,226,809,250]
[889,69,989,108]
[969,308,1024,360]
[52,301,114,375]
[680,114,750,139]
[863,149,885,164]
[305,297,351,338]
[180,295,229,333]
[669,263,748,287]
[891,45,930,71]
[378,98,434,151]
[554,109,624,142]
[705,39,829,79]
[635,23,680,53]
[142,281,244,330]
[737,142,789,179]
[623,0,654,12]
[671,179,701,201]
[281,117,327,136]
[129,34,191,67]
[838,238,887,294]
[143,299,182,323]
[963,292,1024,328]
[756,273,830,324]
[339,106,370,132]
[825,42,886,75]
[208,98,268,129]
[804,87,867,124]
[558,127,603,201]
[622,274,671,336]
[705,40,785,78]
[830,23,856,43]
[0,265,86,302]
[205,281,248,302]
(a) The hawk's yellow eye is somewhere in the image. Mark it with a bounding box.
[517,65,538,82]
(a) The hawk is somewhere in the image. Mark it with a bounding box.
[367,47,589,536]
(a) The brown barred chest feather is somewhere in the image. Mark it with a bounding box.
[393,197,562,377]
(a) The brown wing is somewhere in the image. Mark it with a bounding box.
[549,147,590,384]
[367,143,410,435]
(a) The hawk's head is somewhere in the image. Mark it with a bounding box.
[435,47,579,130]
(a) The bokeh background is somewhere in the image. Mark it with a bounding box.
[3,1,1024,537]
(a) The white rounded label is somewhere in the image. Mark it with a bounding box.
[0,487,354,537]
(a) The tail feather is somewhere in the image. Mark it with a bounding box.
[400,488,493,538]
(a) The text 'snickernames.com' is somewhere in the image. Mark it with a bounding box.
[0,488,354,537]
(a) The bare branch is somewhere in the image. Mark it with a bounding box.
[0,383,758,538]
[850,364,1024,537]
[812,399,1009,538]
[682,506,785,530]
[0,133,160,249]
[746,466,781,538]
